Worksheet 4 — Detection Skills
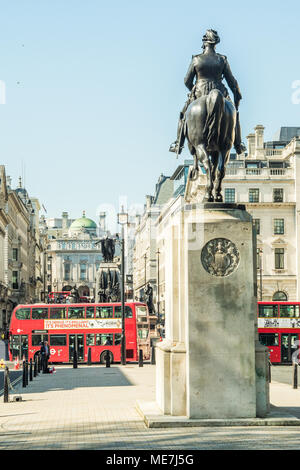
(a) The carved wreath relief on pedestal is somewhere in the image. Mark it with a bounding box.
[201,238,240,277]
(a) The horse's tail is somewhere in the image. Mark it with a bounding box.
[203,89,224,150]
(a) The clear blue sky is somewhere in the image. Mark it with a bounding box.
[0,0,300,223]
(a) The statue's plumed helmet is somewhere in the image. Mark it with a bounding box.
[202,29,220,46]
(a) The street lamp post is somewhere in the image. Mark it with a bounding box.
[48,255,53,294]
[257,248,263,301]
[156,249,160,317]
[144,253,147,292]
[43,250,47,302]
[118,207,128,366]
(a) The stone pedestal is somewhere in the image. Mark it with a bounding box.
[95,262,120,303]
[154,203,269,420]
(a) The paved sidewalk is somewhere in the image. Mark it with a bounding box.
[1,364,300,450]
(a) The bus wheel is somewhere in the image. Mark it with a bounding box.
[100,351,113,364]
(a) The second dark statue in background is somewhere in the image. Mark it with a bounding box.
[100,236,115,263]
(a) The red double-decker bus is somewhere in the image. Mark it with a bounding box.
[258,301,300,364]
[8,302,151,364]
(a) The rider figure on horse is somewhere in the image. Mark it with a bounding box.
[169,29,246,156]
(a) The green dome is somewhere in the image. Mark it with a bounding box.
[69,212,97,231]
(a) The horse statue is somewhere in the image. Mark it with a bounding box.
[186,88,236,202]
[169,29,246,202]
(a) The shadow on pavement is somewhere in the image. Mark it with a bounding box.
[20,365,134,393]
[270,404,300,419]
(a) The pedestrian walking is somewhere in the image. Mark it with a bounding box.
[40,340,50,373]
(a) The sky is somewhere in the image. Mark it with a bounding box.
[0,0,300,225]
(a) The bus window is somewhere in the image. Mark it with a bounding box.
[125,307,133,318]
[15,308,30,320]
[114,307,121,318]
[32,308,48,320]
[11,335,29,359]
[68,307,85,319]
[96,306,113,319]
[32,334,48,346]
[11,335,21,357]
[50,307,66,319]
[138,316,148,323]
[86,334,95,346]
[114,334,121,346]
[21,336,28,359]
[86,307,95,318]
[114,306,133,318]
[280,305,300,318]
[138,328,149,340]
[96,333,113,345]
[259,333,279,347]
[136,305,147,320]
[50,335,67,346]
[258,305,278,318]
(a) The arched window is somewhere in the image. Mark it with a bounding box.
[273,291,288,301]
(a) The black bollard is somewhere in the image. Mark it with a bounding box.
[3,367,9,403]
[139,349,143,367]
[22,361,26,388]
[25,361,29,386]
[29,359,33,381]
[268,360,271,383]
[34,356,37,377]
[151,346,156,365]
[105,351,110,368]
[88,347,92,366]
[293,362,298,389]
[73,349,78,369]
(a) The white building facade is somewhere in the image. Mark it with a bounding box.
[222,125,300,302]
[0,172,46,330]
[45,212,109,298]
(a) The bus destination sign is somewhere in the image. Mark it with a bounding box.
[44,319,122,330]
[258,318,300,329]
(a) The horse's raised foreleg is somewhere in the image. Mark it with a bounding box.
[215,150,230,202]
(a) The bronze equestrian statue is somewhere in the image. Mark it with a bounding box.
[169,29,246,202]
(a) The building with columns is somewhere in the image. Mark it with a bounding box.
[222,125,300,302]
[13,180,45,305]
[0,172,45,330]
[45,212,112,298]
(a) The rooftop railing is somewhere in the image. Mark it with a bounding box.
[265,149,283,157]
[225,167,294,179]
